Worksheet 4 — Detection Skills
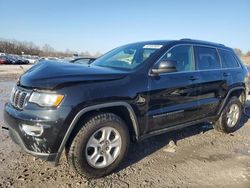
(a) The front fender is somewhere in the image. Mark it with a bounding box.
[54,101,139,165]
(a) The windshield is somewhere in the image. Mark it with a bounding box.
[92,43,163,70]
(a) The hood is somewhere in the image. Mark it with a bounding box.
[19,61,128,90]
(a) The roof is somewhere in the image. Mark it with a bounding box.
[179,38,226,47]
[134,39,232,51]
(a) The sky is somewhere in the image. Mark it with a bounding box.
[0,0,249,54]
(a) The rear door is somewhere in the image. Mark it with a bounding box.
[218,49,243,90]
[193,46,224,118]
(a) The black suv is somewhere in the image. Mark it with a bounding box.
[3,39,249,178]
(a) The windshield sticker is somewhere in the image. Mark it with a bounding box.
[143,44,163,49]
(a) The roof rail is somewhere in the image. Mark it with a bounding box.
[218,43,225,46]
[180,38,225,47]
[180,38,191,40]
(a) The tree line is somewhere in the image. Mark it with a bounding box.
[0,38,249,58]
[234,48,250,57]
[0,38,101,58]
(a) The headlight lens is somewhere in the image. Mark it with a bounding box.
[29,92,64,107]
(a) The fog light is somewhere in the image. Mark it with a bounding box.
[21,124,44,136]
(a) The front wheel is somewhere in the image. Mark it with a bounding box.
[67,113,130,178]
[213,96,242,133]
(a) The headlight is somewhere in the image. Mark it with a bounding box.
[29,92,64,107]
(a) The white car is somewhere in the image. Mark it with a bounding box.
[22,55,38,64]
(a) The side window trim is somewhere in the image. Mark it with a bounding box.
[191,45,196,71]
[193,45,222,71]
[232,54,241,68]
[216,47,223,68]
[193,45,198,70]
[217,48,241,69]
[149,44,241,75]
[150,44,195,75]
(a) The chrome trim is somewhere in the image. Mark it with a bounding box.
[21,124,44,137]
[216,47,223,68]
[193,45,221,70]
[217,48,241,68]
[149,67,242,76]
[11,86,31,110]
[149,43,242,76]
[153,110,184,118]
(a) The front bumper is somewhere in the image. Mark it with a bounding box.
[7,126,57,161]
[3,102,72,163]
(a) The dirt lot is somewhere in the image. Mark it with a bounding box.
[0,65,250,188]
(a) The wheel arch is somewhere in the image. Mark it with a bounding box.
[218,86,246,115]
[54,102,139,165]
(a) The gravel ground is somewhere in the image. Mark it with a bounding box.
[0,65,250,187]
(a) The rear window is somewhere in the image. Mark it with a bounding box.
[195,46,220,70]
[218,49,239,68]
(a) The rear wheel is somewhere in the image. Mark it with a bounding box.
[213,96,242,133]
[67,113,130,178]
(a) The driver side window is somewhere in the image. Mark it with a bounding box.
[160,45,194,72]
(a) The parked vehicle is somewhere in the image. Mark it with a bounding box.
[3,39,249,178]
[9,55,29,64]
[1,55,12,64]
[0,56,7,64]
[0,55,15,64]
[246,65,250,93]
[22,55,38,64]
[70,57,96,64]
[19,57,29,64]
[45,57,59,61]
[10,56,21,64]
[1,54,31,64]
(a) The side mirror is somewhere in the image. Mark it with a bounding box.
[151,60,177,75]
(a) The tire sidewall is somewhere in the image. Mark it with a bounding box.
[221,97,242,133]
[73,115,129,177]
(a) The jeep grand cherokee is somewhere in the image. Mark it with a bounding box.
[3,39,249,178]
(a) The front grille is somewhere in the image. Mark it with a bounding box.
[11,87,31,110]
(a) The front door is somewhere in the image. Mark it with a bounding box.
[147,45,201,131]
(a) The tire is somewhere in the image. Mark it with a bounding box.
[67,113,130,178]
[213,96,242,133]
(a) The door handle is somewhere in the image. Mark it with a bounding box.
[223,72,230,77]
[189,76,199,81]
